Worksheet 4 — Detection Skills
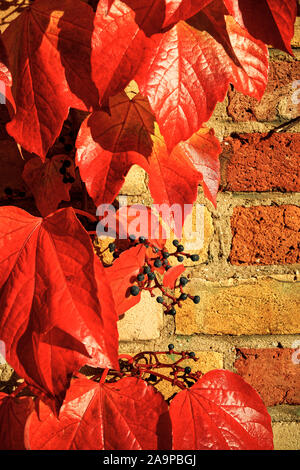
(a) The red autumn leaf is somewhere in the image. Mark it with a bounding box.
[3,0,99,159]
[0,206,119,409]
[223,0,297,55]
[75,91,152,206]
[120,0,213,36]
[169,369,274,450]
[163,264,185,289]
[135,1,268,152]
[106,244,146,316]
[22,155,75,217]
[0,393,34,450]
[25,376,171,450]
[91,0,146,106]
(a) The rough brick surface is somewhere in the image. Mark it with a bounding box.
[272,423,300,450]
[235,348,300,407]
[175,278,300,336]
[230,205,300,265]
[227,60,300,121]
[221,133,300,192]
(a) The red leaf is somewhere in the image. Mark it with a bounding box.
[120,0,213,35]
[25,376,171,450]
[91,0,146,106]
[224,0,297,54]
[106,245,146,316]
[75,92,152,206]
[135,2,268,152]
[3,0,98,159]
[22,155,75,217]
[0,206,119,409]
[163,265,185,289]
[169,369,274,450]
[0,393,34,450]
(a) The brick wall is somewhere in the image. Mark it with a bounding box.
[116,18,300,450]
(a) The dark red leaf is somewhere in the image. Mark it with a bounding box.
[106,245,146,316]
[120,0,213,35]
[170,369,274,450]
[75,91,152,206]
[25,376,171,450]
[163,265,185,289]
[0,206,119,409]
[135,2,268,152]
[224,0,297,54]
[0,393,34,450]
[22,155,75,217]
[91,0,146,106]
[3,0,98,159]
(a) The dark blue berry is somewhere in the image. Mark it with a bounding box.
[113,252,119,259]
[193,295,200,304]
[154,259,162,268]
[168,344,174,350]
[63,159,71,168]
[4,187,13,196]
[143,266,151,274]
[59,166,67,175]
[180,277,188,286]
[184,366,191,374]
[177,244,184,252]
[169,307,176,315]
[173,240,179,247]
[179,293,188,300]
[130,285,140,296]
[148,272,155,281]
[108,243,115,252]
[139,236,146,243]
[156,296,164,303]
[165,265,172,271]
[177,256,184,262]
[137,274,145,282]
[162,252,169,259]
[129,234,136,242]
[191,254,199,262]
[189,352,195,358]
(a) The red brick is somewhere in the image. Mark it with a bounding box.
[230,205,300,265]
[221,133,300,192]
[235,348,300,407]
[227,60,300,121]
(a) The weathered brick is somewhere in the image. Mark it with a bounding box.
[227,60,300,121]
[221,133,300,192]
[119,165,148,197]
[234,348,300,406]
[118,291,164,341]
[175,278,300,335]
[230,205,300,265]
[272,423,300,450]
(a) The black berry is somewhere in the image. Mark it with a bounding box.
[168,344,174,350]
[113,252,119,259]
[148,374,157,382]
[64,143,73,152]
[130,285,140,296]
[108,242,115,252]
[67,176,75,183]
[129,234,136,242]
[156,296,164,304]
[191,254,199,262]
[179,293,188,300]
[143,266,151,274]
[189,352,195,358]
[139,236,146,243]
[180,277,188,286]
[154,259,162,268]
[193,295,200,304]
[63,159,71,168]
[169,307,176,315]
[4,187,13,196]
[177,244,184,252]
[59,166,67,175]
[63,176,69,184]
[137,273,145,282]
[148,272,155,281]
[173,240,179,247]
[184,366,191,374]
[162,252,169,259]
[177,256,184,262]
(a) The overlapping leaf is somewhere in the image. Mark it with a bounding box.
[120,0,213,35]
[2,0,99,159]
[135,0,268,152]
[25,376,171,450]
[0,393,34,450]
[170,369,274,450]
[0,207,119,409]
[91,0,147,105]
[223,0,297,54]
[22,155,75,217]
[76,91,221,233]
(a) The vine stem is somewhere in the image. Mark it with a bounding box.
[74,209,98,222]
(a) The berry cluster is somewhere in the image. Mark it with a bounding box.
[59,159,75,184]
[95,348,203,392]
[109,235,201,315]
